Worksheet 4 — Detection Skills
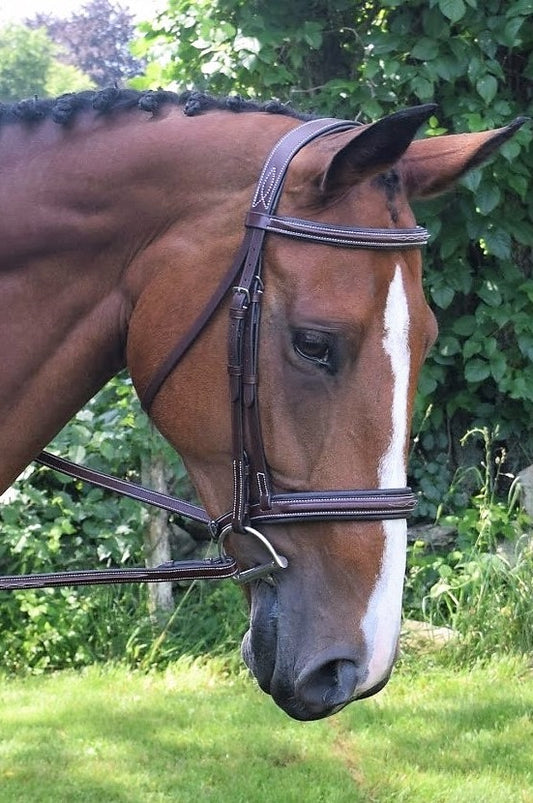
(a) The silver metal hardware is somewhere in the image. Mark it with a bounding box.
[218,524,288,584]
[232,286,251,305]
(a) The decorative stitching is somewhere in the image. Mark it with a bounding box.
[262,220,429,249]
[252,509,414,520]
[257,167,277,208]
[268,494,415,505]
[233,459,245,523]
[251,119,356,210]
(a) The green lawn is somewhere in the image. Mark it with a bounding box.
[0,655,532,802]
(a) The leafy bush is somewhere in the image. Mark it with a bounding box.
[0,375,196,673]
[404,428,533,662]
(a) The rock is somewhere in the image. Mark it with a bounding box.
[401,618,456,648]
[407,523,457,550]
[518,464,533,519]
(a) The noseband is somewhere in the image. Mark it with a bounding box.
[3,117,427,591]
[139,118,427,581]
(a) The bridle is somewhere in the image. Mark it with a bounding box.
[1,117,428,592]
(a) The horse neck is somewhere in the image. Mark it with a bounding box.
[0,245,128,491]
[0,115,159,490]
[0,108,297,492]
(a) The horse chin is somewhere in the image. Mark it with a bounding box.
[240,581,278,695]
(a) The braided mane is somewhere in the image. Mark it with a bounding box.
[0,87,312,127]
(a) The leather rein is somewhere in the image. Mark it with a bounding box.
[0,118,428,592]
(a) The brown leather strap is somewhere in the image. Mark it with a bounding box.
[227,119,360,530]
[36,451,211,525]
[249,488,418,523]
[246,212,430,249]
[0,557,237,590]
[211,488,417,535]
[140,234,253,413]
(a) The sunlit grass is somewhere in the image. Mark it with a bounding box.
[0,655,532,802]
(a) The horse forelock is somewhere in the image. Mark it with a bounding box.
[371,169,402,224]
[0,87,314,129]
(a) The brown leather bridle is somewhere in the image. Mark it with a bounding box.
[1,118,428,591]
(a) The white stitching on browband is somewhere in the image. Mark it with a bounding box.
[279,219,428,240]
[267,230,426,249]
[251,509,412,520]
[273,494,410,505]
[252,124,305,207]
[258,167,277,208]
[265,220,429,247]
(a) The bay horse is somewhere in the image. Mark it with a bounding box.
[0,88,524,720]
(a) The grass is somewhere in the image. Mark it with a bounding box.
[0,653,532,802]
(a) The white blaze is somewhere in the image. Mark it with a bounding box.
[359,265,410,693]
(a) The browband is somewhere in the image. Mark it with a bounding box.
[246,211,429,249]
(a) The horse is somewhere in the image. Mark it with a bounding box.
[0,88,524,720]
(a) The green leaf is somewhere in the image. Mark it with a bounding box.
[482,229,511,260]
[464,359,491,382]
[417,370,438,395]
[507,173,528,201]
[517,334,533,361]
[510,218,533,246]
[490,352,507,383]
[302,21,323,49]
[476,184,501,215]
[460,168,482,193]
[476,74,498,104]
[463,338,482,360]
[439,335,461,356]
[434,55,462,81]
[410,76,434,100]
[431,284,455,309]
[411,38,439,61]
[477,281,502,307]
[438,0,467,22]
[453,316,477,336]
[477,30,497,58]
[501,17,525,47]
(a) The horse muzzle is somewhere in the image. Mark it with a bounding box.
[241,575,395,721]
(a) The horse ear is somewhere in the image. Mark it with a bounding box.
[320,105,437,195]
[401,117,529,199]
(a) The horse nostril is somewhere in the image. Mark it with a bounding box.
[296,658,362,715]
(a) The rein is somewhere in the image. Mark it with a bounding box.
[0,117,427,592]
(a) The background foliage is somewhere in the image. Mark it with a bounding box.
[30,0,145,87]
[0,0,532,671]
[0,377,241,673]
[0,24,94,99]
[0,0,145,101]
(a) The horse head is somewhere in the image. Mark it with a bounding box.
[123,101,525,719]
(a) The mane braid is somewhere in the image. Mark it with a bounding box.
[0,88,314,128]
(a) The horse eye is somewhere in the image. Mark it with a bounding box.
[292,330,337,373]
